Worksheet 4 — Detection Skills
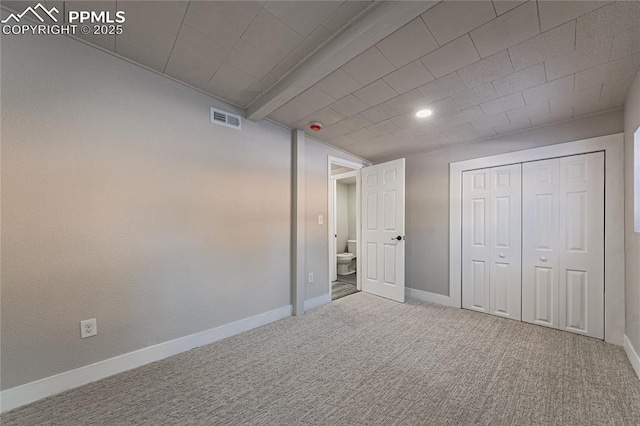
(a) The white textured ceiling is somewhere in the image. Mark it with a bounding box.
[269,0,640,161]
[3,0,639,162]
[2,0,372,107]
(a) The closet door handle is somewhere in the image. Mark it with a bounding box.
[498,253,505,258]
[540,257,548,262]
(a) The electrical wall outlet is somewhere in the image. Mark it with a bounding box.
[308,272,314,283]
[80,318,97,339]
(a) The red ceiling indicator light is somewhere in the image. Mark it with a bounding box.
[309,121,323,131]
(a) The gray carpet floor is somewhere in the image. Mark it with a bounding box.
[3,293,640,425]
[332,281,358,300]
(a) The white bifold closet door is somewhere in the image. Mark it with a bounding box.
[522,152,605,339]
[462,164,522,320]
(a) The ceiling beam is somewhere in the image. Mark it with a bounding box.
[246,1,438,121]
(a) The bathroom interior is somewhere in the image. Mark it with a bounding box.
[333,173,358,301]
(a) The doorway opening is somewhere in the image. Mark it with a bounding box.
[328,157,363,301]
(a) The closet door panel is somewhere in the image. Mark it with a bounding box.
[462,170,491,313]
[489,165,522,320]
[558,152,605,339]
[463,165,521,319]
[522,159,559,329]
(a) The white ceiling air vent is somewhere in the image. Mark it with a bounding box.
[210,107,242,130]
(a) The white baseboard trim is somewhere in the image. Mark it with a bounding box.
[624,334,640,380]
[304,293,331,311]
[0,304,292,413]
[406,287,450,306]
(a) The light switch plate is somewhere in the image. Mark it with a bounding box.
[318,215,324,225]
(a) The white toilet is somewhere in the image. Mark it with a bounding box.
[337,240,357,276]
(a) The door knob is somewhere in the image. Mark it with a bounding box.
[391,236,403,241]
[540,257,548,262]
[498,253,505,258]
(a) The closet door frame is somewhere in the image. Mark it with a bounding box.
[449,133,625,345]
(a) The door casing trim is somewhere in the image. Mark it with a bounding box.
[328,156,364,299]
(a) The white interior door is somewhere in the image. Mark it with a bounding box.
[462,164,521,320]
[361,158,405,302]
[522,152,604,339]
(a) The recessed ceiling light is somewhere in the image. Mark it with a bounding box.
[416,109,432,118]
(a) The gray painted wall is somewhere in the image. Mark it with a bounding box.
[336,182,349,253]
[1,33,296,389]
[404,110,624,296]
[624,72,640,351]
[348,183,356,242]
